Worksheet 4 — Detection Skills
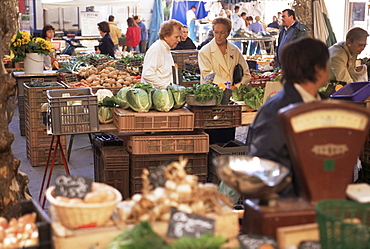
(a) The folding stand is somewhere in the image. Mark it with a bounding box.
[38,135,70,209]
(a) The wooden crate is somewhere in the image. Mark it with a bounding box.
[113,107,194,133]
[126,131,209,155]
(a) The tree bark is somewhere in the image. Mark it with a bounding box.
[292,0,313,37]
[0,0,30,218]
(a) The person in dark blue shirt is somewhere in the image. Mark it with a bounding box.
[96,21,115,58]
[172,26,196,50]
[267,16,280,29]
[134,15,148,53]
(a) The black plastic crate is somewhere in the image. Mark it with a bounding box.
[208,140,248,184]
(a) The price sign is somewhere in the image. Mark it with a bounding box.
[129,58,143,67]
[64,74,78,84]
[167,208,215,238]
[238,234,278,249]
[116,62,127,71]
[54,174,92,199]
[30,78,44,86]
[204,72,216,84]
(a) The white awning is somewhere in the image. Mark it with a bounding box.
[41,0,140,10]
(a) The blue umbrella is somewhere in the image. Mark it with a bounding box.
[148,0,164,47]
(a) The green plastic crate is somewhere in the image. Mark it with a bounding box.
[316,200,370,249]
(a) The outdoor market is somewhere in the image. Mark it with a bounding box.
[1,0,370,248]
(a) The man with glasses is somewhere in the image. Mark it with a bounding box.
[270,9,308,68]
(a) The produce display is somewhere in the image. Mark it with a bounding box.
[116,156,234,223]
[185,83,224,104]
[232,84,265,110]
[107,221,227,249]
[0,213,38,248]
[250,69,281,82]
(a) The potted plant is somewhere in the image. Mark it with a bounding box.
[185,83,224,106]
[9,31,54,73]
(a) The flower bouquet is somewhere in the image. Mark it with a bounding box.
[9,31,54,62]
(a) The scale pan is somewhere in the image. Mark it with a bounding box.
[213,155,289,197]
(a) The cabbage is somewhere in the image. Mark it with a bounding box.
[166,84,186,109]
[152,88,174,112]
[96,89,113,102]
[126,88,152,113]
[98,106,113,124]
[116,87,131,109]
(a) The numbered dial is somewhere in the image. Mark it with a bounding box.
[291,109,368,133]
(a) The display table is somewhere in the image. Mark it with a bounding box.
[229,36,277,55]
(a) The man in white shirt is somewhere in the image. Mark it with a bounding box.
[186,5,197,41]
[142,20,182,89]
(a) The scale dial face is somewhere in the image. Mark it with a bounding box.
[290,109,368,133]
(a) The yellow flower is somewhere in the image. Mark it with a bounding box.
[11,34,17,43]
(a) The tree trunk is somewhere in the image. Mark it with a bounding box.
[292,0,313,37]
[0,0,30,218]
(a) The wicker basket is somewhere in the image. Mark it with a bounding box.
[46,183,122,229]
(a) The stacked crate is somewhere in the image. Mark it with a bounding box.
[124,129,209,196]
[208,140,249,185]
[93,134,130,200]
[12,71,58,136]
[24,82,67,166]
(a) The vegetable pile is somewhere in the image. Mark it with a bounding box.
[0,213,38,248]
[185,83,224,104]
[232,84,265,110]
[107,221,227,249]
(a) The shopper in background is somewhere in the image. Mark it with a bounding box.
[96,21,115,58]
[108,15,122,51]
[142,19,182,89]
[267,16,280,29]
[247,16,264,55]
[173,26,196,50]
[246,38,329,197]
[133,15,148,53]
[125,17,140,53]
[328,27,369,83]
[187,5,198,41]
[270,9,308,68]
[198,17,250,144]
[41,24,56,69]
[197,29,213,50]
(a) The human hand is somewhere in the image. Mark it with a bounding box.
[270,59,276,67]
[355,65,365,72]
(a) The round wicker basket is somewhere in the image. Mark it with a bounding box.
[46,183,122,229]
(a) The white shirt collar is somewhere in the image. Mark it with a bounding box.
[294,83,321,103]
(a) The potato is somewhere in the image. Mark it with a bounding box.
[0,217,9,229]
[100,73,108,78]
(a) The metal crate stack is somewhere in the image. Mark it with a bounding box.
[24,82,67,166]
[92,134,130,200]
[126,131,209,196]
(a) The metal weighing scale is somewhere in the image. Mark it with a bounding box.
[240,100,370,237]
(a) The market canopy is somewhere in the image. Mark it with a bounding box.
[41,0,140,10]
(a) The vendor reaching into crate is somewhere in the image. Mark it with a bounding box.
[198,17,250,88]
[142,19,182,89]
